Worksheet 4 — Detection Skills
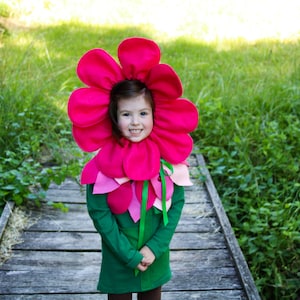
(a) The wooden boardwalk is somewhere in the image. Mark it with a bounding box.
[0,154,260,299]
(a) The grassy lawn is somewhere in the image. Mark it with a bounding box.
[0,1,299,299]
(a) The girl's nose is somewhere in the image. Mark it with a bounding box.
[131,114,139,125]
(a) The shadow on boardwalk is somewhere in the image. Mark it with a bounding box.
[0,154,260,299]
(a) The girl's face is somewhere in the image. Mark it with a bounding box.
[117,94,153,143]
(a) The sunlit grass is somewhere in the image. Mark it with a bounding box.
[6,0,300,42]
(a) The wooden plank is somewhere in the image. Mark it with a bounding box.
[12,231,227,251]
[0,290,248,300]
[0,201,15,241]
[170,249,234,267]
[169,267,242,290]
[49,178,82,190]
[0,266,242,294]
[36,200,215,220]
[45,184,210,205]
[31,213,220,233]
[27,202,217,233]
[1,249,240,295]
[196,154,261,300]
[185,185,211,204]
[0,251,101,271]
[0,249,234,271]
[0,295,106,300]
[162,290,247,300]
[45,188,85,204]
[177,216,220,233]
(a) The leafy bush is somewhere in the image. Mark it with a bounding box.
[0,29,85,211]
[193,48,300,299]
[0,2,11,18]
[0,103,85,210]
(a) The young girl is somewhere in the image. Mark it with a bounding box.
[68,37,198,300]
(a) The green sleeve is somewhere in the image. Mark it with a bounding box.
[86,184,143,269]
[145,184,185,259]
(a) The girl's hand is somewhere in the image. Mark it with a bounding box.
[136,246,156,272]
[140,245,155,266]
[136,261,148,272]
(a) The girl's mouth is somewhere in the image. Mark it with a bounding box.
[129,129,143,135]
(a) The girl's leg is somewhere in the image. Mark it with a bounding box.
[108,293,132,300]
[137,286,161,300]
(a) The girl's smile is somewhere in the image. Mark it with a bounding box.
[117,95,154,143]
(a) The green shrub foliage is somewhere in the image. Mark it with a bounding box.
[0,35,85,210]
[0,104,84,210]
[194,85,300,299]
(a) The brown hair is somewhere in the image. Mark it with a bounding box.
[109,80,154,141]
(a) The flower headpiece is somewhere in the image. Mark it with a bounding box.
[68,37,198,184]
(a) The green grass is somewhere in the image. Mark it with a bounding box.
[189,40,300,300]
[0,1,300,299]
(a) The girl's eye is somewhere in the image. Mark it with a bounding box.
[140,111,148,116]
[122,112,130,117]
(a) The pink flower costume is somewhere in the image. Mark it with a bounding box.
[68,38,198,237]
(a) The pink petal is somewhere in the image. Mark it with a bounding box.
[115,177,130,185]
[107,182,132,214]
[97,141,126,178]
[118,37,160,81]
[153,197,172,211]
[93,172,120,194]
[81,156,99,184]
[154,98,199,132]
[146,64,183,100]
[77,48,124,90]
[150,130,194,164]
[171,164,193,186]
[123,139,161,180]
[150,174,174,200]
[72,121,112,152]
[135,181,156,210]
[128,183,142,222]
[68,87,110,127]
